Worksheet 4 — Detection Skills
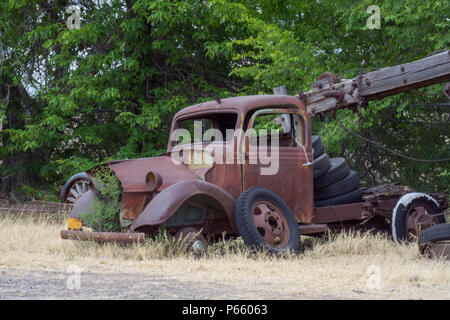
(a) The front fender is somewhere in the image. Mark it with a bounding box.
[130,179,237,232]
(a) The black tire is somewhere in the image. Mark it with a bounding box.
[234,187,300,254]
[391,193,445,243]
[314,157,349,191]
[60,172,91,203]
[418,223,450,244]
[312,135,325,159]
[314,188,363,207]
[314,170,360,200]
[418,223,450,258]
[313,153,331,179]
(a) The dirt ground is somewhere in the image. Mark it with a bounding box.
[0,214,449,300]
[0,267,340,300]
[1,264,449,300]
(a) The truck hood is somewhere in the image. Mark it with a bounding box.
[107,155,200,192]
[73,155,206,222]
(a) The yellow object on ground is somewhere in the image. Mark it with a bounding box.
[68,217,82,230]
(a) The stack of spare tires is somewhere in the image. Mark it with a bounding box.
[312,135,363,207]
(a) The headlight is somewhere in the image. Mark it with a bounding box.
[146,171,163,192]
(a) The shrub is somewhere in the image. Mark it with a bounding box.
[80,166,122,232]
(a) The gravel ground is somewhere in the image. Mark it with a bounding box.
[0,267,337,300]
[2,266,449,300]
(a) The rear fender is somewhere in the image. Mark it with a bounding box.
[130,179,237,233]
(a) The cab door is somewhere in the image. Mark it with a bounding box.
[242,109,314,222]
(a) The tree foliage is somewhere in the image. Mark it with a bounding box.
[234,0,449,192]
[0,0,448,197]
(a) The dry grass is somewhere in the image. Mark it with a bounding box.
[0,214,449,299]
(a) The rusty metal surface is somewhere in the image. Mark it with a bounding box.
[205,163,242,201]
[252,201,290,248]
[298,223,329,235]
[120,192,148,221]
[405,202,440,240]
[362,183,415,201]
[61,230,145,244]
[312,202,368,224]
[362,198,398,219]
[108,156,199,192]
[172,95,305,121]
[241,108,314,223]
[243,146,314,223]
[312,196,420,226]
[130,179,237,233]
[107,156,200,221]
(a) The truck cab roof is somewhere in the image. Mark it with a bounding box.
[173,95,305,119]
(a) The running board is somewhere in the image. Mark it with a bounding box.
[298,223,329,235]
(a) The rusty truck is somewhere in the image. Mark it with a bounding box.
[60,94,448,253]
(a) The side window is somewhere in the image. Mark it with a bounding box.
[249,112,305,147]
[250,112,293,147]
[251,114,284,136]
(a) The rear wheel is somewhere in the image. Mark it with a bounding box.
[418,224,450,258]
[234,187,300,254]
[391,193,445,243]
[419,223,450,243]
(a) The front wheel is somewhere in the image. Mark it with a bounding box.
[234,187,300,254]
[60,172,91,204]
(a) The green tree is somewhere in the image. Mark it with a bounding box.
[0,0,258,194]
[0,0,448,197]
[231,0,449,192]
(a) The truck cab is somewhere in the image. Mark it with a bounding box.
[168,95,314,223]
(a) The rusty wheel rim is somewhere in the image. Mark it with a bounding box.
[252,201,290,248]
[405,203,440,241]
[66,179,90,203]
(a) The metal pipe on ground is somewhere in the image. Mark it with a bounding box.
[61,230,145,244]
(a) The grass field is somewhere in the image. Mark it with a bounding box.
[0,214,449,299]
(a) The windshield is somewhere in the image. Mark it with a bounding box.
[174,113,238,146]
